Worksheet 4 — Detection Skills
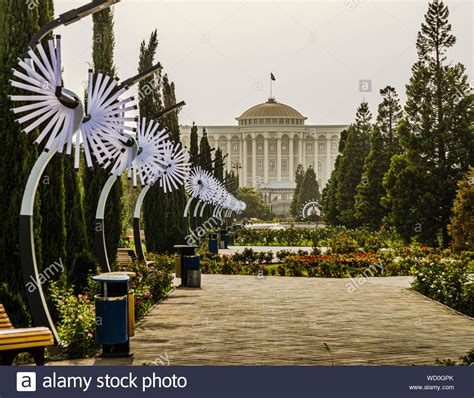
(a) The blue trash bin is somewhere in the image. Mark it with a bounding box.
[93,274,132,357]
[174,245,200,287]
[208,233,219,254]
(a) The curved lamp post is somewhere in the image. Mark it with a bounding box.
[131,119,190,262]
[10,32,132,340]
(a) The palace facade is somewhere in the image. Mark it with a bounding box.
[180,98,347,216]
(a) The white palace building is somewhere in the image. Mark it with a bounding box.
[180,98,347,215]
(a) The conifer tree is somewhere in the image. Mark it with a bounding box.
[199,128,213,172]
[213,148,224,182]
[448,168,474,252]
[321,129,348,225]
[83,7,123,265]
[297,166,320,219]
[290,164,305,217]
[354,86,402,230]
[0,0,41,325]
[189,122,199,166]
[383,0,473,246]
[335,102,371,227]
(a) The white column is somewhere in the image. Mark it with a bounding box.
[326,137,331,185]
[298,136,303,168]
[289,137,294,181]
[226,137,231,172]
[276,137,282,181]
[264,137,269,184]
[252,136,257,187]
[241,137,247,187]
[314,135,318,175]
[302,135,306,168]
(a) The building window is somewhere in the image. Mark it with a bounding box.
[257,161,263,171]
[272,118,278,124]
[253,119,258,124]
[282,144,287,151]
[331,143,338,151]
[257,143,263,151]
[270,144,275,151]
[270,160,275,171]
[282,160,288,172]
[266,118,271,124]
[232,143,238,152]
[318,161,322,172]
[319,143,325,151]
[306,143,313,151]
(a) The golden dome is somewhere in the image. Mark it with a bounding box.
[237,98,306,125]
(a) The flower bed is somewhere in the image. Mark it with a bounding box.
[49,255,174,359]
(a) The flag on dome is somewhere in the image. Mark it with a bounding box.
[271,73,276,81]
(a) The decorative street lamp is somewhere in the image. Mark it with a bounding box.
[130,118,190,262]
[9,0,127,340]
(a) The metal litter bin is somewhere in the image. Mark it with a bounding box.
[174,245,200,287]
[219,228,230,249]
[93,274,132,357]
[208,233,218,254]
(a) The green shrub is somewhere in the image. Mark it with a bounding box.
[411,254,473,317]
[49,280,97,359]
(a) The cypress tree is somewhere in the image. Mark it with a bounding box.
[189,122,199,166]
[160,74,187,250]
[213,148,224,182]
[290,164,305,217]
[297,166,320,219]
[354,86,402,230]
[336,102,372,227]
[138,30,170,253]
[83,7,123,265]
[198,128,213,171]
[0,0,41,325]
[321,129,348,225]
[383,0,473,246]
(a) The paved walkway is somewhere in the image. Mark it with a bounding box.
[52,274,473,366]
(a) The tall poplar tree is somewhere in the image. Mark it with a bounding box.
[335,102,372,227]
[83,7,123,265]
[354,86,402,230]
[198,128,213,171]
[297,166,320,219]
[213,148,224,182]
[383,0,473,246]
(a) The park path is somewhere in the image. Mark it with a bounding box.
[52,274,473,366]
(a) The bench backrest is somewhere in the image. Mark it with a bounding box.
[116,248,136,268]
[0,304,13,330]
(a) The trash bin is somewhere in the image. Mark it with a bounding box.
[107,271,136,338]
[93,273,132,357]
[208,233,218,254]
[219,228,230,249]
[174,245,200,287]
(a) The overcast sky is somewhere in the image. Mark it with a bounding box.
[54,0,473,126]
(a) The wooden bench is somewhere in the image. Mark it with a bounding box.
[116,248,136,268]
[0,304,54,365]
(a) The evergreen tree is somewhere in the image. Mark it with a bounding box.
[83,8,123,265]
[290,164,305,217]
[213,148,224,182]
[198,128,213,171]
[321,129,348,225]
[335,102,372,227]
[448,168,474,252]
[383,0,473,246]
[297,166,320,219]
[189,122,199,166]
[354,86,402,230]
[0,0,41,325]
[139,30,165,253]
